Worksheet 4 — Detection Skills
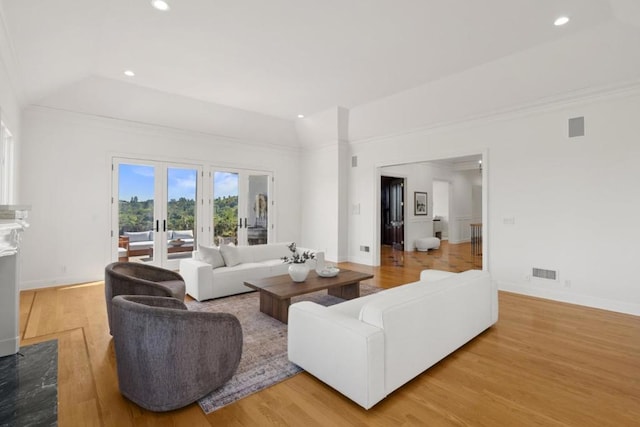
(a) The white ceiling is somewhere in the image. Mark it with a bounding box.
[1,0,639,120]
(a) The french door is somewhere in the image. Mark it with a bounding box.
[381,176,405,249]
[112,158,203,269]
[210,169,272,246]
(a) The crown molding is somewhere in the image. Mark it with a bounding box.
[350,79,640,147]
[25,104,302,154]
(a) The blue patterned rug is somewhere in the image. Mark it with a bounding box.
[186,284,380,414]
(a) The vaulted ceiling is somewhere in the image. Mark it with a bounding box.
[1,0,639,122]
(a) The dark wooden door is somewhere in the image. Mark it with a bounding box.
[381,176,404,248]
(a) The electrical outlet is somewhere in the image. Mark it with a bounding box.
[360,245,370,252]
[564,280,571,288]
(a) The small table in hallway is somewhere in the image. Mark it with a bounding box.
[244,269,374,324]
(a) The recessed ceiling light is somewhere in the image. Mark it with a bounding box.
[151,0,170,11]
[554,16,570,26]
[124,70,135,77]
[297,114,305,119]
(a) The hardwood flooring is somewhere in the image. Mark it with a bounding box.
[18,241,640,426]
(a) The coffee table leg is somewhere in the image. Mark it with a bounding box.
[259,291,291,323]
[328,283,360,300]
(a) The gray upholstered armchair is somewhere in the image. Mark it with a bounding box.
[111,295,243,412]
[104,262,186,334]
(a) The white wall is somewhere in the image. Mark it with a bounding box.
[297,107,349,262]
[19,107,302,289]
[348,20,640,142]
[449,169,479,243]
[349,88,640,315]
[0,28,22,203]
[432,180,449,239]
[300,143,339,260]
[38,76,299,149]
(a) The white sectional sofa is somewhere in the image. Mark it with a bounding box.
[179,242,311,301]
[288,269,498,409]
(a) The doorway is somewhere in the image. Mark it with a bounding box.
[432,180,450,240]
[380,176,405,250]
[211,169,272,246]
[112,158,202,270]
[374,153,486,269]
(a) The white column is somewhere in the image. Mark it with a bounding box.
[0,205,30,357]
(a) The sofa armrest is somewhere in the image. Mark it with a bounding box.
[179,258,214,301]
[288,301,386,409]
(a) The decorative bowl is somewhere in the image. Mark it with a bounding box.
[169,239,185,247]
[317,267,340,278]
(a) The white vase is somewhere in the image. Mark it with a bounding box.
[288,263,310,282]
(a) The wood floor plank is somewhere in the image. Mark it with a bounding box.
[18,241,640,426]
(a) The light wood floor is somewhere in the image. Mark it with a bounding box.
[19,241,640,426]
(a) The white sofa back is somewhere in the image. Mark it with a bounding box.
[360,270,496,392]
[288,269,497,409]
[235,243,292,264]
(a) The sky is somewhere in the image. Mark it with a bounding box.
[118,164,238,201]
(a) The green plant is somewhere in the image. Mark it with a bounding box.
[282,242,315,264]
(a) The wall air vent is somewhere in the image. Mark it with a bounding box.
[568,116,584,138]
[532,268,558,281]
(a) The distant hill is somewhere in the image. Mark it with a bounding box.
[119,196,238,240]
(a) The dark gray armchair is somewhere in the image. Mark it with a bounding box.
[105,262,186,334]
[111,295,243,412]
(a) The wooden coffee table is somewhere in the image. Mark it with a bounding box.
[244,269,374,324]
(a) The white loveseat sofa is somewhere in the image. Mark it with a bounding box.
[121,230,195,257]
[288,269,498,409]
[179,242,312,301]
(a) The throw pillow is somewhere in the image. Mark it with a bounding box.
[220,244,241,267]
[197,245,225,268]
[124,231,151,242]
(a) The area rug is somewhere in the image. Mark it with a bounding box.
[0,339,58,426]
[186,283,381,414]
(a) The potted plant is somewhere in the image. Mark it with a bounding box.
[282,242,315,282]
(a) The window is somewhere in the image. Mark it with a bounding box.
[0,121,15,204]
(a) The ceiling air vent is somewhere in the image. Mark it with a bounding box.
[532,268,558,281]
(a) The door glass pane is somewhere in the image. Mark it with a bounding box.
[247,175,269,245]
[213,172,238,246]
[118,163,155,261]
[166,167,198,260]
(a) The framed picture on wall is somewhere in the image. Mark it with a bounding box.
[414,192,427,215]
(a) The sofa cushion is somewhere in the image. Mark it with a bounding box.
[250,243,292,262]
[213,263,272,286]
[124,231,151,242]
[220,244,241,267]
[260,258,286,268]
[197,245,225,269]
[173,230,194,239]
[129,241,154,250]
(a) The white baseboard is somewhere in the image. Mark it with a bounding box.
[20,274,101,291]
[0,336,19,357]
[497,280,640,316]
[348,254,374,266]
